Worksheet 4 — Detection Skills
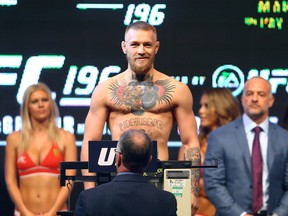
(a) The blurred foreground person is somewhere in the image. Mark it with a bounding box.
[76,129,177,216]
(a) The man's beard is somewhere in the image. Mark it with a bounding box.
[246,107,266,120]
[127,55,155,75]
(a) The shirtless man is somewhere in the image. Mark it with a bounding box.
[81,21,200,214]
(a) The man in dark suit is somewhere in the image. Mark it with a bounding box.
[204,76,288,216]
[75,129,177,216]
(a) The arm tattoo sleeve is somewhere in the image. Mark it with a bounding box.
[184,147,201,198]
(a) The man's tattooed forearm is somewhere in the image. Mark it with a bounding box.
[184,147,200,198]
[184,147,201,165]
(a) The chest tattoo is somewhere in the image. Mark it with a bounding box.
[109,79,176,116]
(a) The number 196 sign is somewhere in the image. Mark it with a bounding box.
[124,4,166,26]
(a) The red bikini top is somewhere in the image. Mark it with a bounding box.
[17,144,64,178]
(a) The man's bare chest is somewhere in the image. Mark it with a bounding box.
[107,79,176,116]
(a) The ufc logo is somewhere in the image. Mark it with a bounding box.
[98,147,116,166]
[88,141,118,172]
[88,140,157,173]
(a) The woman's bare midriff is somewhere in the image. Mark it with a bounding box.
[20,175,63,213]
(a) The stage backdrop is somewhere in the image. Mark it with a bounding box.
[0,0,288,147]
[0,0,288,214]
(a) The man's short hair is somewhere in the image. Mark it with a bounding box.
[124,21,157,41]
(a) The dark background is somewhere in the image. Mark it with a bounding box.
[1,0,287,214]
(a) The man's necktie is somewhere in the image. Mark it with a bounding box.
[252,126,263,212]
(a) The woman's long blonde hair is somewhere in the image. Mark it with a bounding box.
[19,82,63,154]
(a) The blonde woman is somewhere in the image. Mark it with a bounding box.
[5,82,77,216]
[179,88,241,216]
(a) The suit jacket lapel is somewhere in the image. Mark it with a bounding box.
[267,122,276,171]
[234,118,252,173]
